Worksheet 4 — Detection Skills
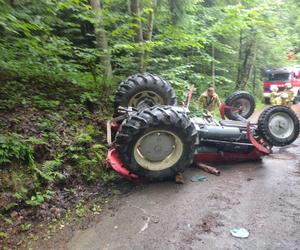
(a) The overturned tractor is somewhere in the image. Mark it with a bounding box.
[107,73,300,181]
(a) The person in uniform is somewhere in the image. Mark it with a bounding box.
[199,86,222,115]
[270,85,281,105]
[282,83,294,107]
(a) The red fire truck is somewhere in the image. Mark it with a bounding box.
[263,66,300,104]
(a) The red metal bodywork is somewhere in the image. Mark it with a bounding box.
[193,149,265,163]
[107,148,140,181]
[108,146,269,181]
[219,103,242,120]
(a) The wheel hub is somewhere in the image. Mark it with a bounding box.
[233,98,251,116]
[133,130,183,171]
[138,132,175,162]
[128,91,164,108]
[268,112,294,139]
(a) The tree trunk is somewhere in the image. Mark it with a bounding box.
[241,34,257,90]
[236,30,243,89]
[146,0,157,41]
[211,44,215,88]
[90,0,112,80]
[239,42,252,89]
[142,0,157,72]
[252,65,256,93]
[236,29,258,90]
[168,0,177,24]
[130,0,145,72]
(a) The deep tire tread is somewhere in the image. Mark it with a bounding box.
[115,106,197,180]
[257,105,300,146]
[113,73,177,116]
[224,91,255,120]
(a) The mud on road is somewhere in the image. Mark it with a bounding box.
[36,106,300,250]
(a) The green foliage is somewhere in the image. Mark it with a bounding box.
[0,134,34,165]
[75,200,87,217]
[76,133,93,145]
[0,231,8,239]
[20,223,32,232]
[32,96,60,110]
[14,187,29,200]
[1,0,299,97]
[37,159,64,182]
[25,190,55,207]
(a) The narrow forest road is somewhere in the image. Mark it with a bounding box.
[55,106,300,250]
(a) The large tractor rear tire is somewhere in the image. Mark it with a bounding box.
[115,106,197,180]
[257,105,299,146]
[224,91,255,120]
[113,73,176,116]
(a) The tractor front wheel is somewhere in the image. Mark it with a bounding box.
[224,91,255,120]
[257,105,299,146]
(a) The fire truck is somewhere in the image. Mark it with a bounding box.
[263,66,300,104]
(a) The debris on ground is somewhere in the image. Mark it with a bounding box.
[230,227,249,238]
[196,163,221,176]
[139,216,150,233]
[150,216,159,224]
[175,173,185,184]
[196,212,224,234]
[191,175,208,182]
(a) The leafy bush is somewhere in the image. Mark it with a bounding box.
[25,190,55,207]
[36,159,64,182]
[0,134,34,166]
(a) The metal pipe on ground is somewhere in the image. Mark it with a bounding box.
[196,163,220,176]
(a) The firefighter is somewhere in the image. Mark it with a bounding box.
[270,85,281,105]
[280,92,289,106]
[282,83,294,107]
[199,86,222,115]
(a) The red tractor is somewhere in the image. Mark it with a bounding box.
[107,73,300,181]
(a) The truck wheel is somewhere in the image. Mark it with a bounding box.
[293,96,300,104]
[294,89,300,104]
[257,105,300,146]
[115,106,197,180]
[224,91,255,120]
[264,97,271,104]
[113,73,176,116]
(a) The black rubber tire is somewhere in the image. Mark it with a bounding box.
[293,96,300,104]
[257,105,300,146]
[115,106,197,180]
[264,97,271,105]
[293,90,300,104]
[224,91,255,120]
[113,73,177,116]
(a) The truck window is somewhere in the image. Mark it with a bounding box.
[269,73,290,81]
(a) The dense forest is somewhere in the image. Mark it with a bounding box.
[1,0,300,246]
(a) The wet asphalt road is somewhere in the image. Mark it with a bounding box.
[67,106,300,250]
